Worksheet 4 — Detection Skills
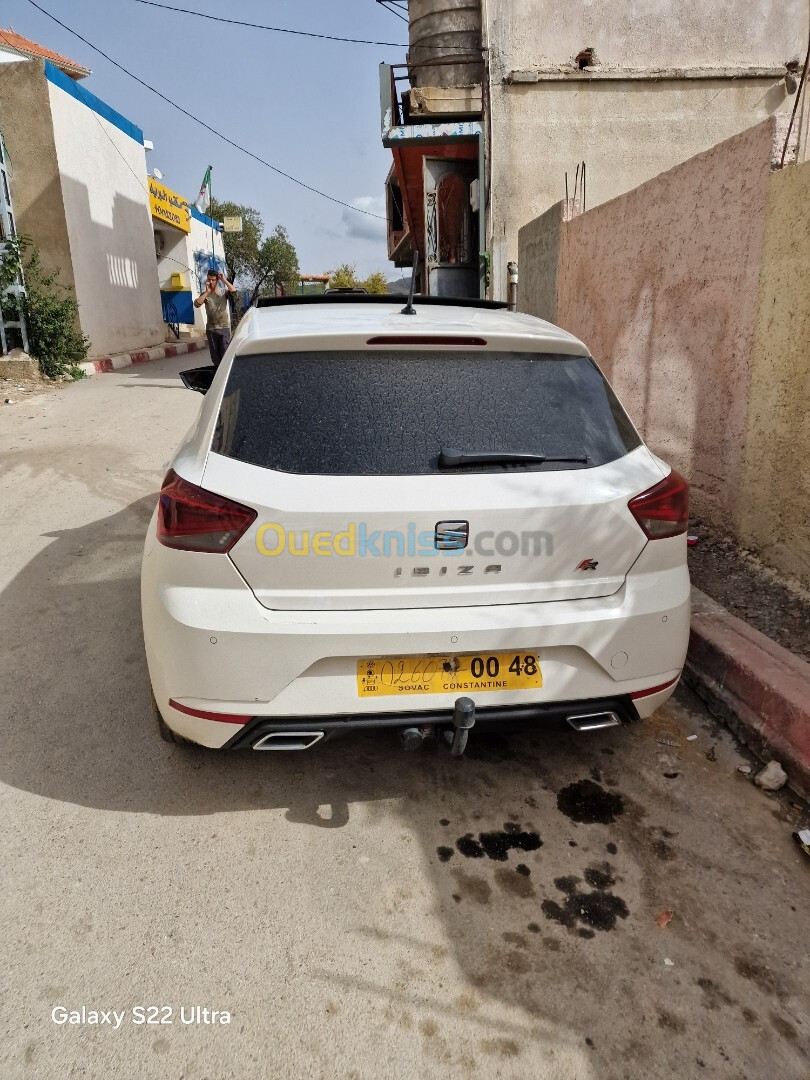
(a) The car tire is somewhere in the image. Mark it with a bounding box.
[150,687,197,747]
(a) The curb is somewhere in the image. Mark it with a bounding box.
[684,586,810,799]
[79,339,206,376]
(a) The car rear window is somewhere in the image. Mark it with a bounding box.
[211,351,641,475]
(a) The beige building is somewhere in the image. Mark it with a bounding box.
[380,0,809,300]
[0,33,164,357]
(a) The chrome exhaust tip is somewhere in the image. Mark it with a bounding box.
[252,731,325,750]
[566,711,622,733]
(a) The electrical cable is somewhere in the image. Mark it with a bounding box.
[377,2,409,25]
[132,0,473,49]
[133,0,407,47]
[24,0,386,219]
[3,74,204,342]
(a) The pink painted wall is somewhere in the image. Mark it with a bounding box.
[550,119,777,532]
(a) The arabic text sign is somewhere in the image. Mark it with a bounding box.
[223,215,242,233]
[149,177,190,233]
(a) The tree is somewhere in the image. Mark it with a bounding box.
[209,198,301,312]
[327,263,389,293]
[0,236,89,378]
[251,225,300,304]
[328,262,360,290]
[362,271,388,295]
[208,198,263,285]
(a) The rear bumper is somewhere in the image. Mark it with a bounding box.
[225,694,642,749]
[142,525,690,748]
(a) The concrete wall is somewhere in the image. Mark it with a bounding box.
[48,75,163,356]
[737,163,810,583]
[490,0,805,70]
[517,116,810,586]
[484,0,808,299]
[515,200,562,323]
[0,61,75,289]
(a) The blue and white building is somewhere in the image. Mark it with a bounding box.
[0,28,224,357]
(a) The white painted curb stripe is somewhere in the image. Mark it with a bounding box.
[79,339,205,377]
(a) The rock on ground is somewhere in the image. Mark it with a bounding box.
[755,760,788,791]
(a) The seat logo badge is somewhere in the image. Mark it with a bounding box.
[434,520,469,550]
[576,558,599,571]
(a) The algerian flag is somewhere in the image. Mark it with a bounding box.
[194,165,212,212]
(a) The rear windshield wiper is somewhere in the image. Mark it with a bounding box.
[438,448,588,469]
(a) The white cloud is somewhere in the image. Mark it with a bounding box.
[341,195,387,243]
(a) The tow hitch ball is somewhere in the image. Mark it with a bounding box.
[398,698,476,756]
[444,697,476,757]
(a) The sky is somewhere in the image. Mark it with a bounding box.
[3,0,407,277]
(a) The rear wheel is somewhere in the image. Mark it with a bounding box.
[149,687,197,747]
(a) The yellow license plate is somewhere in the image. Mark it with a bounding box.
[357,652,542,698]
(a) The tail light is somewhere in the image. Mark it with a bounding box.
[365,336,487,346]
[157,470,256,553]
[630,675,680,699]
[628,470,689,540]
[169,699,251,724]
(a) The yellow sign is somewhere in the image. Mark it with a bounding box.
[149,177,190,233]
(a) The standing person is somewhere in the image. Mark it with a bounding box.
[194,268,236,367]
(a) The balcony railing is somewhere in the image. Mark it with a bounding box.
[380,63,412,131]
[380,58,483,134]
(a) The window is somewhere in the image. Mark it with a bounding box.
[212,351,641,476]
[388,179,404,234]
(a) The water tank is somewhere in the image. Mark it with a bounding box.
[409,0,483,90]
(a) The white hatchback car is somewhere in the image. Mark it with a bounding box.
[141,295,690,751]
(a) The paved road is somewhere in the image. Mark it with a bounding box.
[1,357,808,1080]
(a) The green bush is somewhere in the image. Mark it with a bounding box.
[0,236,90,378]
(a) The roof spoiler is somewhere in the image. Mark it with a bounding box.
[255,295,507,311]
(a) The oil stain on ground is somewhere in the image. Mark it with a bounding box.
[455,822,542,861]
[450,869,492,905]
[557,779,625,824]
[696,977,735,1010]
[441,821,628,938]
[495,866,535,899]
[541,867,629,933]
[583,865,615,890]
[734,955,787,1001]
